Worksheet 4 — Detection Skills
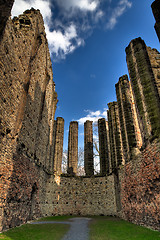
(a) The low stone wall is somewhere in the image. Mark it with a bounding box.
[41,175,117,217]
[119,140,160,230]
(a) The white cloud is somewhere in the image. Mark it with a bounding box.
[45,24,84,58]
[107,0,132,29]
[76,109,107,125]
[55,0,99,12]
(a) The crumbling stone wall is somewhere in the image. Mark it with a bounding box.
[67,121,78,175]
[0,8,58,231]
[84,120,94,176]
[119,140,160,230]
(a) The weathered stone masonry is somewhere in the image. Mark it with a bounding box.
[0,0,160,233]
[98,118,110,175]
[0,7,61,231]
[53,117,64,175]
[126,38,160,143]
[84,120,94,176]
[67,121,78,175]
[107,102,124,171]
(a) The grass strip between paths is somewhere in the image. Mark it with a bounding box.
[89,216,160,240]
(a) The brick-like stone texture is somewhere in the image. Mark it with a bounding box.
[147,47,160,97]
[151,0,160,42]
[115,75,141,161]
[126,38,160,143]
[107,102,124,171]
[84,121,94,176]
[98,118,110,175]
[119,140,160,231]
[43,175,117,217]
[67,121,78,175]
[0,9,58,231]
[53,117,64,175]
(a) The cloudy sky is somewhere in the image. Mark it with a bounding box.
[12,0,160,149]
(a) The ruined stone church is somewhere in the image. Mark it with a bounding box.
[0,0,160,232]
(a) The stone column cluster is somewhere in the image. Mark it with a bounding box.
[98,37,160,175]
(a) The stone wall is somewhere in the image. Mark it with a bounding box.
[119,140,160,230]
[43,175,117,217]
[0,8,58,231]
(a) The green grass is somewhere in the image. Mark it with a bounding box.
[37,215,74,222]
[0,223,69,240]
[90,216,160,240]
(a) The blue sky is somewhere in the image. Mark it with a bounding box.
[12,0,160,150]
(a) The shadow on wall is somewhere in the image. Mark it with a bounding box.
[1,81,54,230]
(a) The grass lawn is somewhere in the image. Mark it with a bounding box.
[37,215,74,222]
[0,216,71,240]
[90,216,160,240]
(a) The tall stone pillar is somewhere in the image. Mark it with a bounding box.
[67,121,78,175]
[151,0,160,42]
[147,47,160,97]
[84,120,94,176]
[115,75,142,161]
[106,121,112,174]
[53,117,64,175]
[98,118,110,175]
[126,38,160,143]
[107,102,124,172]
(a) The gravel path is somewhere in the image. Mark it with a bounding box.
[62,217,91,240]
[30,217,92,240]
